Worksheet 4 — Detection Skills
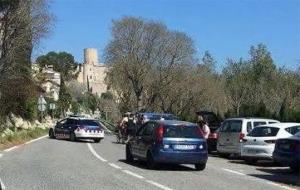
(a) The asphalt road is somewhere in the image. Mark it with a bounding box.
[0,135,299,190]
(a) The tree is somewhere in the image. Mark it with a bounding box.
[36,51,78,82]
[223,59,250,116]
[0,0,52,120]
[105,16,196,111]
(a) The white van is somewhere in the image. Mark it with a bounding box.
[217,118,279,157]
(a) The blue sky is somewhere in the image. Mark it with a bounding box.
[34,0,300,70]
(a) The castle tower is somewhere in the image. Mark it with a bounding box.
[83,48,98,83]
[77,48,108,95]
[84,48,99,65]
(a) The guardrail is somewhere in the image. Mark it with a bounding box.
[97,118,116,135]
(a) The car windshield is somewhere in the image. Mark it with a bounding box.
[79,120,100,126]
[164,125,202,138]
[248,127,279,137]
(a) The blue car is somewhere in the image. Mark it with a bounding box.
[126,120,208,171]
[273,131,300,172]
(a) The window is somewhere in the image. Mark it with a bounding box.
[246,122,252,132]
[253,121,266,127]
[248,127,279,137]
[285,126,300,135]
[79,120,100,126]
[220,120,242,132]
[65,119,76,125]
[164,125,202,138]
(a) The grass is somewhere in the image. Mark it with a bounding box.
[0,127,48,150]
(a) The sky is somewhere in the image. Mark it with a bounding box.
[34,0,300,71]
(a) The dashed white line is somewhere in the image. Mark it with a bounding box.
[24,135,47,145]
[222,168,246,176]
[109,163,122,169]
[0,178,6,189]
[87,143,107,162]
[222,168,297,190]
[146,180,174,190]
[122,170,144,179]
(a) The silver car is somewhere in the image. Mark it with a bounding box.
[217,118,279,157]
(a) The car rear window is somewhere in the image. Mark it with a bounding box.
[164,125,202,138]
[79,120,100,126]
[220,120,242,133]
[248,127,279,137]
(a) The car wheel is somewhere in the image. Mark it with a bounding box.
[195,163,206,171]
[146,151,156,169]
[94,138,101,143]
[70,132,76,142]
[49,129,55,139]
[126,145,134,162]
[244,158,257,165]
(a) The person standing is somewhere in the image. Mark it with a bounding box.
[197,115,210,139]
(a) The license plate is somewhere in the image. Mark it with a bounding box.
[247,149,258,154]
[174,145,195,150]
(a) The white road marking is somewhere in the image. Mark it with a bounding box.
[24,135,47,145]
[109,163,122,169]
[3,145,19,152]
[222,168,246,176]
[87,143,107,162]
[222,168,297,190]
[267,182,297,190]
[3,135,48,152]
[122,170,144,179]
[0,178,6,189]
[146,180,174,190]
[0,154,3,158]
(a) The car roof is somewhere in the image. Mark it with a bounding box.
[255,122,300,128]
[153,120,197,126]
[225,117,279,122]
[67,117,96,120]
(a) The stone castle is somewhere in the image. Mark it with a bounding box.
[77,48,108,96]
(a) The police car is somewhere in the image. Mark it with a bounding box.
[49,117,105,143]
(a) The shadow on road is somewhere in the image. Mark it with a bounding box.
[248,167,300,186]
[118,159,195,172]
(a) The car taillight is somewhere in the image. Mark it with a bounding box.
[156,125,164,144]
[264,140,276,144]
[239,133,245,142]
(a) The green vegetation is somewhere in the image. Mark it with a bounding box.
[0,128,48,150]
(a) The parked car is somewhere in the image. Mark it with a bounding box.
[49,117,104,143]
[273,130,300,171]
[217,118,279,157]
[126,120,208,171]
[196,111,222,153]
[241,123,300,164]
